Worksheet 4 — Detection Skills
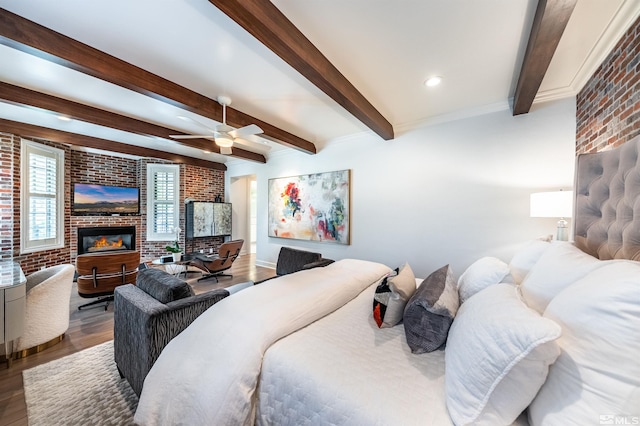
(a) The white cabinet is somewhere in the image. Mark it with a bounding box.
[1,262,26,360]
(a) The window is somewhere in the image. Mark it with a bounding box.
[147,164,180,241]
[20,140,65,253]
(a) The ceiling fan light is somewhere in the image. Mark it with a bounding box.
[215,135,233,148]
[424,76,442,87]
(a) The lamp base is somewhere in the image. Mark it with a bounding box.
[556,218,568,241]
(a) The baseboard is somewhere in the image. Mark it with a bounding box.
[255,259,276,270]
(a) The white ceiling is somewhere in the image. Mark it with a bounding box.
[0,0,638,164]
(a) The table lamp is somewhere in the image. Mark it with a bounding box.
[530,190,573,241]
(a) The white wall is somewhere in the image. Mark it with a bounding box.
[229,176,249,255]
[226,98,576,279]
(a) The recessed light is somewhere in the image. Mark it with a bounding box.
[203,150,211,154]
[57,115,72,121]
[424,76,442,87]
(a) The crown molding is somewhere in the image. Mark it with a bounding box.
[534,0,640,104]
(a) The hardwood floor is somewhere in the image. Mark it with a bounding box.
[0,254,275,426]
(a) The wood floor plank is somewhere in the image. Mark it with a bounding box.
[0,254,275,426]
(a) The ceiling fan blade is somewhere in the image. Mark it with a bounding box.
[177,116,217,133]
[220,146,233,155]
[170,135,215,140]
[233,137,272,151]
[229,124,263,139]
[216,123,234,133]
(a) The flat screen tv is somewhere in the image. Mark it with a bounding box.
[73,183,140,216]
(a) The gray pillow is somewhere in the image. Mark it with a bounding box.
[136,268,194,304]
[403,264,459,353]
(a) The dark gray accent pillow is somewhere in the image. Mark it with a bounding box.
[403,264,459,354]
[136,268,194,304]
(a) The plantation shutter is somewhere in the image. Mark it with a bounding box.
[21,140,65,253]
[147,164,180,241]
[28,152,58,240]
[153,170,175,233]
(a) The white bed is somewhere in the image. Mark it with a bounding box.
[135,136,640,426]
[257,279,453,426]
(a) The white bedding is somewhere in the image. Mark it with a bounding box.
[257,281,453,426]
[134,259,391,426]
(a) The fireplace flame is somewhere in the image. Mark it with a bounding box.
[93,236,123,249]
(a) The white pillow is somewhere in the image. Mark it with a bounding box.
[445,284,561,426]
[508,239,551,284]
[528,261,640,425]
[457,257,510,303]
[520,241,603,313]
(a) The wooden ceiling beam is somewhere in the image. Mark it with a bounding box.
[0,7,316,155]
[209,0,394,141]
[512,0,577,115]
[0,118,227,170]
[0,82,266,163]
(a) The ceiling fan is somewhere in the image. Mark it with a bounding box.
[170,96,264,155]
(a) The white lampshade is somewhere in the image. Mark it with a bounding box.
[530,191,573,218]
[215,135,233,148]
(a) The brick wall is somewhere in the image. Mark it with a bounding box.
[8,137,72,274]
[0,132,226,273]
[138,160,227,259]
[183,165,226,254]
[70,150,142,263]
[0,133,15,261]
[576,15,640,154]
[138,158,179,260]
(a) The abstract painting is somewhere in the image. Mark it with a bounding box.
[268,170,350,244]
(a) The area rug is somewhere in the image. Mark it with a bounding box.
[22,341,138,425]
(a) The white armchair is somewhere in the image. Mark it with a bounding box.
[13,264,75,356]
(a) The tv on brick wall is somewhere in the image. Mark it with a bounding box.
[72,183,140,216]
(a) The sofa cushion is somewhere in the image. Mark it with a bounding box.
[275,247,322,276]
[403,264,458,353]
[137,268,194,304]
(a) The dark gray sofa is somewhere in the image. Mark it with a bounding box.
[114,267,230,396]
[256,247,334,284]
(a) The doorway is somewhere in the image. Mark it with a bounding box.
[229,175,257,255]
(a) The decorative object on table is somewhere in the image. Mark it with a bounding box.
[214,194,222,203]
[114,268,230,396]
[187,239,244,282]
[76,250,140,310]
[268,169,350,244]
[530,190,573,241]
[165,227,182,261]
[13,264,75,359]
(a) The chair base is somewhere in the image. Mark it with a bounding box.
[197,272,233,283]
[78,295,114,311]
[1,334,65,363]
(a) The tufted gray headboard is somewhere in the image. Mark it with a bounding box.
[574,134,640,261]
